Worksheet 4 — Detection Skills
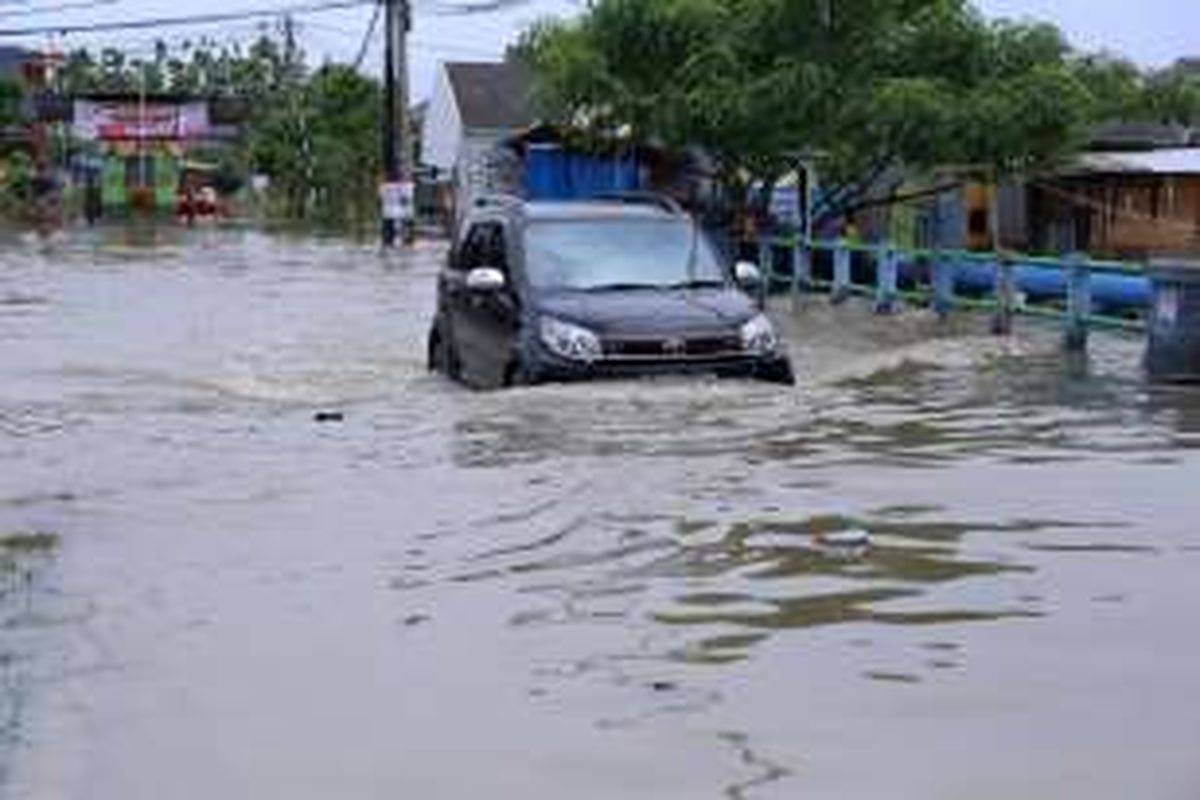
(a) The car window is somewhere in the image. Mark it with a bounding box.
[457,222,508,274]
[456,225,485,272]
[524,218,726,291]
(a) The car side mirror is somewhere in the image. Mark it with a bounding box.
[734,261,762,289]
[466,266,506,293]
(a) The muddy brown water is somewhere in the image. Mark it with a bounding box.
[1,225,1199,799]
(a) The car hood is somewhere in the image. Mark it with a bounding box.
[533,288,758,337]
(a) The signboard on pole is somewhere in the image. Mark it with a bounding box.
[380,180,414,221]
[72,100,210,142]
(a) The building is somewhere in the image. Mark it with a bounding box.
[889,121,1200,259]
[67,93,244,213]
[420,60,536,222]
[1028,147,1200,258]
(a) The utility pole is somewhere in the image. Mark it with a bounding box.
[381,0,411,246]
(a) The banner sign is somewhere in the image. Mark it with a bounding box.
[73,100,210,142]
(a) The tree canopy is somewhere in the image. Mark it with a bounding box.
[519,0,1198,223]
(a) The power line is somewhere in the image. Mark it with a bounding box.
[0,0,118,17]
[409,38,502,56]
[352,0,381,69]
[304,15,502,55]
[422,0,532,15]
[0,0,375,36]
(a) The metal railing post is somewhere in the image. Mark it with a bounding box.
[932,251,955,318]
[759,236,775,287]
[832,239,851,304]
[991,252,1016,335]
[874,246,898,314]
[791,240,810,311]
[1064,251,1092,351]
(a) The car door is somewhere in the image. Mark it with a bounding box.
[452,220,521,387]
[438,222,481,377]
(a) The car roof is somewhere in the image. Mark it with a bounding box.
[523,200,681,222]
[468,198,685,225]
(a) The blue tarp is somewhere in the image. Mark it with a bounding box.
[523,144,641,200]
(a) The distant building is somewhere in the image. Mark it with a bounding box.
[0,46,33,80]
[889,120,1200,259]
[1027,148,1200,258]
[66,93,245,213]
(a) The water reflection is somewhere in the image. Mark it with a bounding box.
[1143,384,1200,442]
[419,509,1060,669]
[719,730,792,800]
[0,530,61,777]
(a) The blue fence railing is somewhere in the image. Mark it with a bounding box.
[753,236,1150,344]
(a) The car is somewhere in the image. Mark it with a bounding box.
[427,193,795,388]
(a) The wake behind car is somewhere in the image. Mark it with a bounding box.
[427,194,795,388]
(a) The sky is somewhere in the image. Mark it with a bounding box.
[0,0,1196,100]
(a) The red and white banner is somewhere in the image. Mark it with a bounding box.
[73,100,210,142]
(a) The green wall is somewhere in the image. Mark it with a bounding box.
[99,151,181,211]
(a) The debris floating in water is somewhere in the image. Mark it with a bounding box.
[814,529,872,557]
[819,529,871,547]
[313,411,345,423]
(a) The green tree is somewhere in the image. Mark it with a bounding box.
[249,64,381,224]
[1142,65,1200,126]
[520,0,1115,226]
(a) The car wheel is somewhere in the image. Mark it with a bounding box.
[428,325,460,379]
[504,359,533,387]
[759,358,796,386]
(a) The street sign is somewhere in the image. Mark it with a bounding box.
[380,181,414,221]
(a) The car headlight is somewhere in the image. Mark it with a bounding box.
[740,313,778,354]
[539,316,602,362]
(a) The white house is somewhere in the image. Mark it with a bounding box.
[420,60,535,221]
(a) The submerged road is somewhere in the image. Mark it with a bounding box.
[1,225,1198,799]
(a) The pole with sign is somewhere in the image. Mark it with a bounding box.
[380,0,413,246]
[380,180,414,226]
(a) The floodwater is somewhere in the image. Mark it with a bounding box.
[1,225,1199,799]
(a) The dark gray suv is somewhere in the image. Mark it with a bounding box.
[427,195,795,388]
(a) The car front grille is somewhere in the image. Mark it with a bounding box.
[601,333,745,361]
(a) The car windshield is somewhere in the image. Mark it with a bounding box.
[524,218,728,291]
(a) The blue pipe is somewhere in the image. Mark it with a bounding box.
[899,258,1150,312]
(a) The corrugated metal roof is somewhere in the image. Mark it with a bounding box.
[1089,121,1192,149]
[1076,148,1200,175]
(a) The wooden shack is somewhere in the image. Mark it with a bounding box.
[1028,148,1200,259]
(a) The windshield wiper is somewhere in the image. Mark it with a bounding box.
[665,278,727,290]
[581,282,664,292]
[683,218,699,280]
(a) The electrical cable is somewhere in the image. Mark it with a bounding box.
[0,0,375,36]
[0,0,118,16]
[356,3,379,69]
